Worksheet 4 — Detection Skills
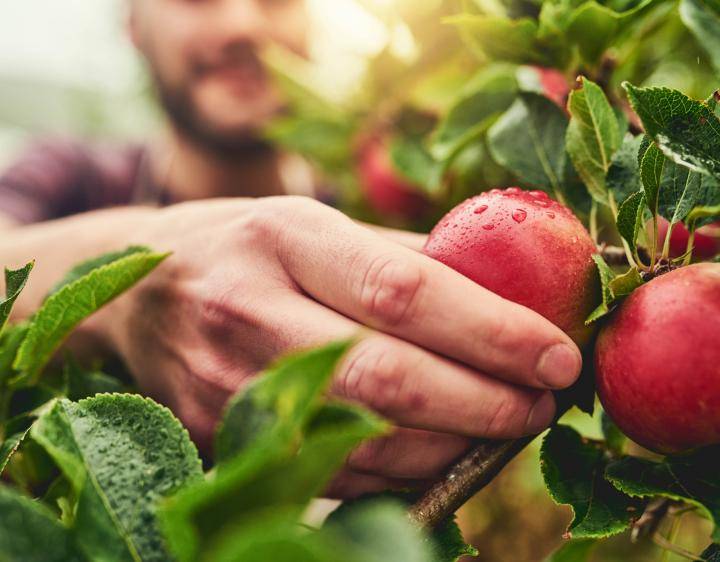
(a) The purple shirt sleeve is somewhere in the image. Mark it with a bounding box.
[0,138,144,224]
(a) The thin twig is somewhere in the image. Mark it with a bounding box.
[408,435,534,527]
[652,532,705,561]
[631,498,672,542]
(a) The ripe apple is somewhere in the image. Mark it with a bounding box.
[528,66,570,109]
[656,217,720,260]
[357,138,428,219]
[595,263,720,454]
[422,188,599,347]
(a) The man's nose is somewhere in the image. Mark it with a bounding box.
[213,0,272,44]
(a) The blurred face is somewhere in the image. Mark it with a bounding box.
[130,0,308,152]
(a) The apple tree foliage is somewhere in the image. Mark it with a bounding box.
[268,0,720,559]
[3,0,720,560]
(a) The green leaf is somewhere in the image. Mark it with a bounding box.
[326,494,477,562]
[623,83,720,180]
[566,77,622,204]
[0,485,85,562]
[487,92,568,198]
[616,191,647,257]
[0,430,30,475]
[607,267,644,298]
[541,425,642,538]
[430,66,517,162]
[687,203,720,225]
[545,538,597,562]
[0,262,33,336]
[161,401,387,562]
[606,446,720,541]
[586,255,617,324]
[214,340,353,464]
[601,411,627,456]
[607,134,645,205]
[639,142,665,215]
[0,322,29,384]
[14,249,167,382]
[199,509,332,562]
[444,15,545,64]
[427,515,479,562]
[566,3,621,64]
[265,116,355,175]
[47,246,152,298]
[390,137,442,196]
[566,0,664,64]
[31,395,203,562]
[324,499,434,562]
[680,0,720,73]
[657,159,707,225]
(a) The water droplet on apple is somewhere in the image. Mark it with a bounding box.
[547,212,556,219]
[482,224,495,230]
[505,187,522,195]
[474,205,488,215]
[512,209,527,223]
[529,190,547,199]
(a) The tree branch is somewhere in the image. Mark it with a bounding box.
[408,435,534,527]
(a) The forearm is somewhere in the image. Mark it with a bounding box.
[0,206,158,320]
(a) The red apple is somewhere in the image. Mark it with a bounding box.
[656,217,720,260]
[357,138,428,219]
[532,66,570,109]
[595,263,720,454]
[422,188,599,347]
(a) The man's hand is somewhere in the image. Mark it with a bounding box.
[91,196,581,497]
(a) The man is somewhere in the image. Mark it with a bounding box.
[0,0,581,497]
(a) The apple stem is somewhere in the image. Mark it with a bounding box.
[652,531,703,561]
[590,202,599,244]
[662,221,674,261]
[608,192,640,269]
[683,224,696,267]
[650,216,659,270]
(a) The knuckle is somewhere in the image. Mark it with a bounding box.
[483,396,524,437]
[337,339,418,414]
[357,254,425,326]
[348,437,392,473]
[198,286,240,333]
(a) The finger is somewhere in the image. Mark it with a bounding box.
[206,289,556,439]
[347,427,471,479]
[334,335,556,439]
[277,201,581,390]
[360,222,427,252]
[325,469,433,500]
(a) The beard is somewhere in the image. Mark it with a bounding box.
[150,66,277,160]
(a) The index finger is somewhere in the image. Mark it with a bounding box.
[277,200,581,390]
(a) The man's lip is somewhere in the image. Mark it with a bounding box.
[199,65,268,94]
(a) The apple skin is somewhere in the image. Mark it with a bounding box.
[595,263,720,454]
[422,188,599,347]
[533,66,570,108]
[657,217,720,260]
[357,139,428,219]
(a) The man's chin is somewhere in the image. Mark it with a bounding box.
[182,121,274,157]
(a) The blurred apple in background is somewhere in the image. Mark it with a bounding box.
[657,217,720,260]
[356,136,429,219]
